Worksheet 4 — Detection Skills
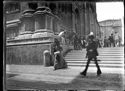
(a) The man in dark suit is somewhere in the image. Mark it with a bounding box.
[80,34,102,76]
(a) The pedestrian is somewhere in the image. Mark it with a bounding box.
[118,35,122,47]
[114,32,119,47]
[73,33,78,50]
[80,34,102,76]
[82,37,86,48]
[108,36,111,47]
[107,37,110,47]
[53,38,67,70]
[104,36,107,47]
[109,34,115,47]
[77,36,82,50]
[58,29,66,45]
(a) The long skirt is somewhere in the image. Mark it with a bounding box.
[54,51,67,70]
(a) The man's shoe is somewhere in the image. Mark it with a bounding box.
[97,59,101,61]
[97,70,102,76]
[80,72,86,76]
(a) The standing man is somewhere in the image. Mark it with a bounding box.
[80,34,102,76]
[114,32,119,47]
[110,34,115,47]
[118,35,122,47]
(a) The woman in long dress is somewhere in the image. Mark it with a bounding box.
[53,38,67,70]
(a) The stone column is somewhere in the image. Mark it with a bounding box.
[72,3,76,33]
[89,4,93,34]
[86,2,90,37]
[84,2,88,39]
[16,2,35,39]
[32,3,55,39]
[79,4,85,38]
[82,3,86,38]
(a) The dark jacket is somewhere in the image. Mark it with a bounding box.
[53,38,63,52]
[86,40,98,58]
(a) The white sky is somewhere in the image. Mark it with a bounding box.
[96,2,124,22]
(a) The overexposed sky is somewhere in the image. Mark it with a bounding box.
[96,2,124,22]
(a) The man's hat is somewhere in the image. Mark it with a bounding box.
[88,32,94,39]
[89,32,94,36]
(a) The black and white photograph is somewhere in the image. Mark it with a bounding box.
[3,0,124,90]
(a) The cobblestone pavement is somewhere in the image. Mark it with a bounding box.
[5,65,124,90]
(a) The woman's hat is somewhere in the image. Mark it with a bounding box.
[89,32,94,36]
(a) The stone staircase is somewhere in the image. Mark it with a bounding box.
[64,47,124,68]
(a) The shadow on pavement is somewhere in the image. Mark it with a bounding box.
[70,73,123,90]
[6,73,19,78]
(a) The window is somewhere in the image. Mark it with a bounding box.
[5,2,20,14]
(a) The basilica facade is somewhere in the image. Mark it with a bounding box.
[5,1,100,40]
[4,1,100,65]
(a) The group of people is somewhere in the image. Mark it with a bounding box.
[104,32,122,47]
[72,32,122,50]
[51,30,123,77]
[73,34,86,50]
[52,31,102,76]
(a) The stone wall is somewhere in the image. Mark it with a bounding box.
[6,37,72,65]
[6,42,52,65]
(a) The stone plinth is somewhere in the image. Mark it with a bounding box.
[15,31,33,40]
[16,9,35,40]
[6,37,53,65]
[6,5,71,65]
[32,29,54,38]
[32,6,55,39]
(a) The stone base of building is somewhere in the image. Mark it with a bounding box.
[6,34,72,65]
[6,39,53,65]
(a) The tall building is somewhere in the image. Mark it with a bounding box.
[99,19,123,41]
[5,1,100,40]
[4,1,100,65]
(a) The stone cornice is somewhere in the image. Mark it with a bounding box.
[6,37,54,46]
[3,0,123,2]
[6,19,20,28]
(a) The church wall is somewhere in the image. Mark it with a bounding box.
[5,1,100,65]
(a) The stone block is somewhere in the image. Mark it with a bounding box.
[6,43,51,65]
[43,50,51,67]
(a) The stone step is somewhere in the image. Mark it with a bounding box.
[71,49,124,51]
[71,50,124,52]
[65,56,124,59]
[65,47,124,67]
[66,61,123,64]
[70,51,124,54]
[72,48,124,50]
[65,58,123,62]
[69,52,124,55]
[70,51,124,53]
[67,53,124,56]
[67,63,123,68]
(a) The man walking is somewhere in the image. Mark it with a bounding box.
[80,34,102,76]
